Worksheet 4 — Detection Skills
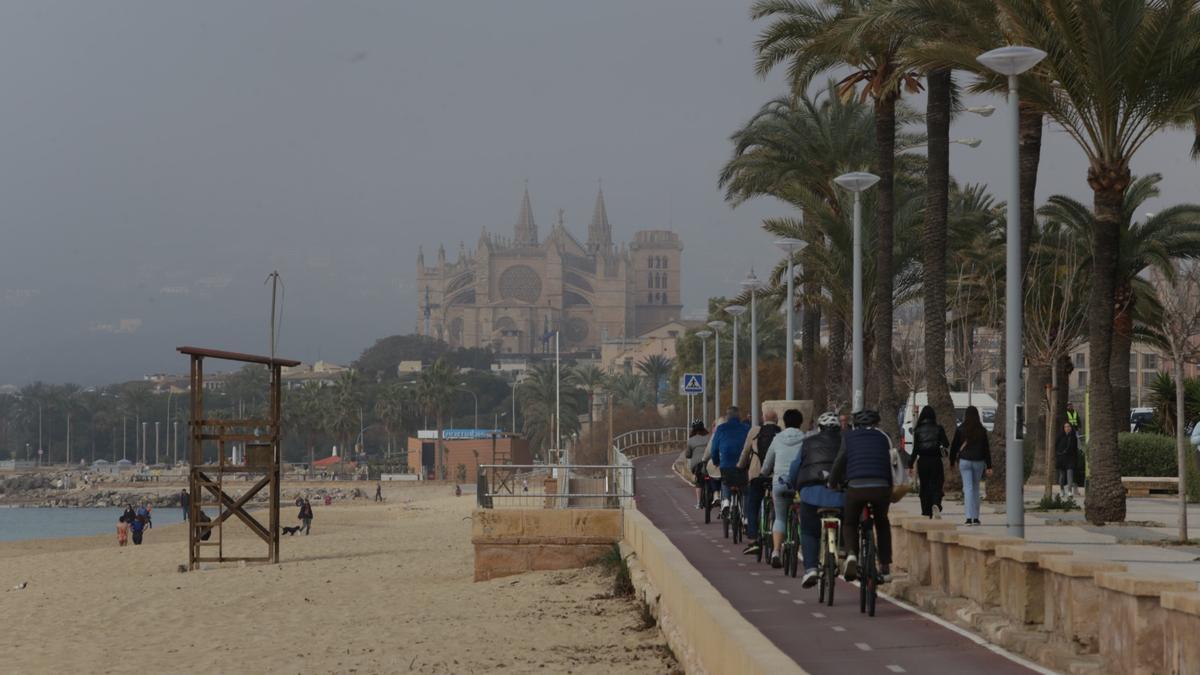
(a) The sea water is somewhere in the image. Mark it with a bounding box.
[0,507,191,542]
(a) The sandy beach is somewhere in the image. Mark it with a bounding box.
[0,485,676,674]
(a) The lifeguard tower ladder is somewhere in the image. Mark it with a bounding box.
[179,346,300,569]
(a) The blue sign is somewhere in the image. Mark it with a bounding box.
[442,429,502,440]
[681,373,703,395]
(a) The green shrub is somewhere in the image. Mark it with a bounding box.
[1118,433,1178,477]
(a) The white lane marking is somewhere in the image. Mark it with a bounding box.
[811,612,825,618]
[763,580,774,585]
[777,589,790,595]
[831,626,846,632]
[855,642,872,652]
[750,572,760,576]
[886,666,906,673]
[792,599,805,605]
[737,563,746,567]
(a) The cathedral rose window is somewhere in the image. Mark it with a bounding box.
[498,265,542,303]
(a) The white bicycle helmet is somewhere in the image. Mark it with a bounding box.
[817,412,840,430]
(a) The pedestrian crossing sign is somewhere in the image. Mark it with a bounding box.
[681,373,703,395]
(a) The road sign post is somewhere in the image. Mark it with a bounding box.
[681,373,704,396]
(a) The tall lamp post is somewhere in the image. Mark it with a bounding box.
[458,384,479,430]
[833,172,881,412]
[774,239,805,400]
[707,320,727,421]
[741,270,762,422]
[696,330,713,427]
[978,44,1046,539]
[724,305,746,409]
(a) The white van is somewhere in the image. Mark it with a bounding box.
[900,391,998,451]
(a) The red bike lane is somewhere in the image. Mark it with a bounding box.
[633,453,1040,674]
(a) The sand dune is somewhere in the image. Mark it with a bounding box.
[0,485,676,674]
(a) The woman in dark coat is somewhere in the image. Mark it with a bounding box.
[1055,422,1079,497]
[909,406,950,518]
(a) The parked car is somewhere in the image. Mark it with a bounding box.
[901,391,999,450]
[1130,407,1154,432]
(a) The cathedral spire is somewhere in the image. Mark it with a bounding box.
[587,180,612,253]
[515,181,538,245]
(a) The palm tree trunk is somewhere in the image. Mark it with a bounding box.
[1026,364,1051,486]
[1110,284,1134,432]
[436,412,445,480]
[1176,358,1189,542]
[873,91,899,437]
[923,68,955,430]
[801,284,820,399]
[826,318,847,410]
[1084,166,1130,523]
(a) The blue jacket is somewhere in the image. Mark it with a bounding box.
[711,418,751,469]
[829,427,893,489]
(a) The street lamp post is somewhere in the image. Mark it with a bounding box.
[978,44,1047,540]
[707,321,727,421]
[724,306,746,409]
[774,239,806,400]
[833,172,881,412]
[459,384,479,430]
[741,270,762,422]
[696,330,713,427]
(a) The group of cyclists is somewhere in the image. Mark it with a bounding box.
[686,404,899,603]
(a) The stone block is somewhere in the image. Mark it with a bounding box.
[528,543,612,572]
[928,530,959,594]
[473,543,531,581]
[571,509,623,540]
[1040,557,1129,652]
[945,538,968,598]
[471,509,525,541]
[1162,592,1200,674]
[992,546,1071,624]
[1094,573,1196,675]
[890,519,909,571]
[960,546,1004,607]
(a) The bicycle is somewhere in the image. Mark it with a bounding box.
[778,492,800,577]
[817,507,841,607]
[703,474,721,525]
[858,502,881,616]
[757,487,774,564]
[724,485,743,543]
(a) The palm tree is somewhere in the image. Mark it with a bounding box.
[416,358,457,478]
[519,363,581,459]
[636,355,675,405]
[568,364,607,425]
[606,372,655,412]
[373,382,409,458]
[753,0,924,433]
[284,382,327,470]
[1039,174,1200,433]
[1000,0,1200,523]
[323,371,362,471]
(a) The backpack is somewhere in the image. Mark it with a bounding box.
[755,424,781,462]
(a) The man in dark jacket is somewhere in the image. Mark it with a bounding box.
[707,407,751,518]
[786,411,844,588]
[180,489,190,521]
[829,410,894,582]
[739,410,781,555]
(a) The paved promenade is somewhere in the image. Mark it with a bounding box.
[633,453,1042,674]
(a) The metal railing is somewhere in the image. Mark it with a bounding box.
[476,464,634,509]
[612,426,687,459]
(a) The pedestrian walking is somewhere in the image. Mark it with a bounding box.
[116,515,129,547]
[950,406,992,526]
[180,489,190,521]
[375,482,383,502]
[130,514,147,545]
[299,499,314,535]
[686,420,710,509]
[1055,422,1079,497]
[908,406,949,518]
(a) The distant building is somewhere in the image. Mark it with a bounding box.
[417,185,683,354]
[282,360,351,389]
[396,360,424,375]
[404,430,530,481]
[601,319,700,374]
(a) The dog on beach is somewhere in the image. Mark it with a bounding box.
[281,525,303,536]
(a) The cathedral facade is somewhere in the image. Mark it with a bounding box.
[417,186,682,354]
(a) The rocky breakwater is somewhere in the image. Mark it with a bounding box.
[0,473,368,508]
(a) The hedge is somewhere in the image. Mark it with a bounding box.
[1118,432,1178,477]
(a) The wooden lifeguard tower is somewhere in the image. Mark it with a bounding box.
[179,346,301,569]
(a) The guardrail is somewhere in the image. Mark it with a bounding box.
[612,426,687,459]
[476,464,633,509]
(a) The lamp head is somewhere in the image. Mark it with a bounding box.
[976,45,1046,76]
[696,330,713,339]
[740,269,762,291]
[774,237,807,254]
[724,305,746,317]
[833,171,881,193]
[706,320,727,330]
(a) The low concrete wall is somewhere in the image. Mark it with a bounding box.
[622,508,804,675]
[1094,572,1196,675]
[993,544,1071,625]
[1162,591,1200,673]
[472,509,622,581]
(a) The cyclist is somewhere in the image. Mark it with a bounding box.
[737,408,781,555]
[761,408,805,568]
[785,411,845,588]
[703,406,751,519]
[828,409,894,583]
[686,420,710,509]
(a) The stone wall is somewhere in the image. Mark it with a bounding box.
[887,514,1200,674]
[471,509,622,581]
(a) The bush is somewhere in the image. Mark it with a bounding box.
[1118,433,1178,477]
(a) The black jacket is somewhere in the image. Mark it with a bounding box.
[791,428,840,489]
[911,421,949,462]
[949,426,992,468]
[1055,432,1079,469]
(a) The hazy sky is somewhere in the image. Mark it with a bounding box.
[1,1,1196,386]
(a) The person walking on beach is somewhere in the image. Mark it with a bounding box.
[130,514,147,545]
[116,514,129,547]
[299,499,314,535]
[950,406,992,526]
[909,406,950,518]
[375,482,383,502]
[180,490,190,521]
[123,504,136,525]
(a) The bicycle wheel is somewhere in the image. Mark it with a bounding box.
[860,521,875,615]
[787,514,799,577]
[731,498,742,544]
[759,497,773,564]
[864,525,878,617]
[824,546,836,606]
[704,482,713,524]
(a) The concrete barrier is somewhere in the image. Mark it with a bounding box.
[622,508,804,675]
[1039,555,1129,652]
[927,529,960,595]
[900,519,957,585]
[955,534,1021,607]
[471,509,622,581]
[993,544,1071,624]
[1094,572,1197,675]
[1161,591,1200,674]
